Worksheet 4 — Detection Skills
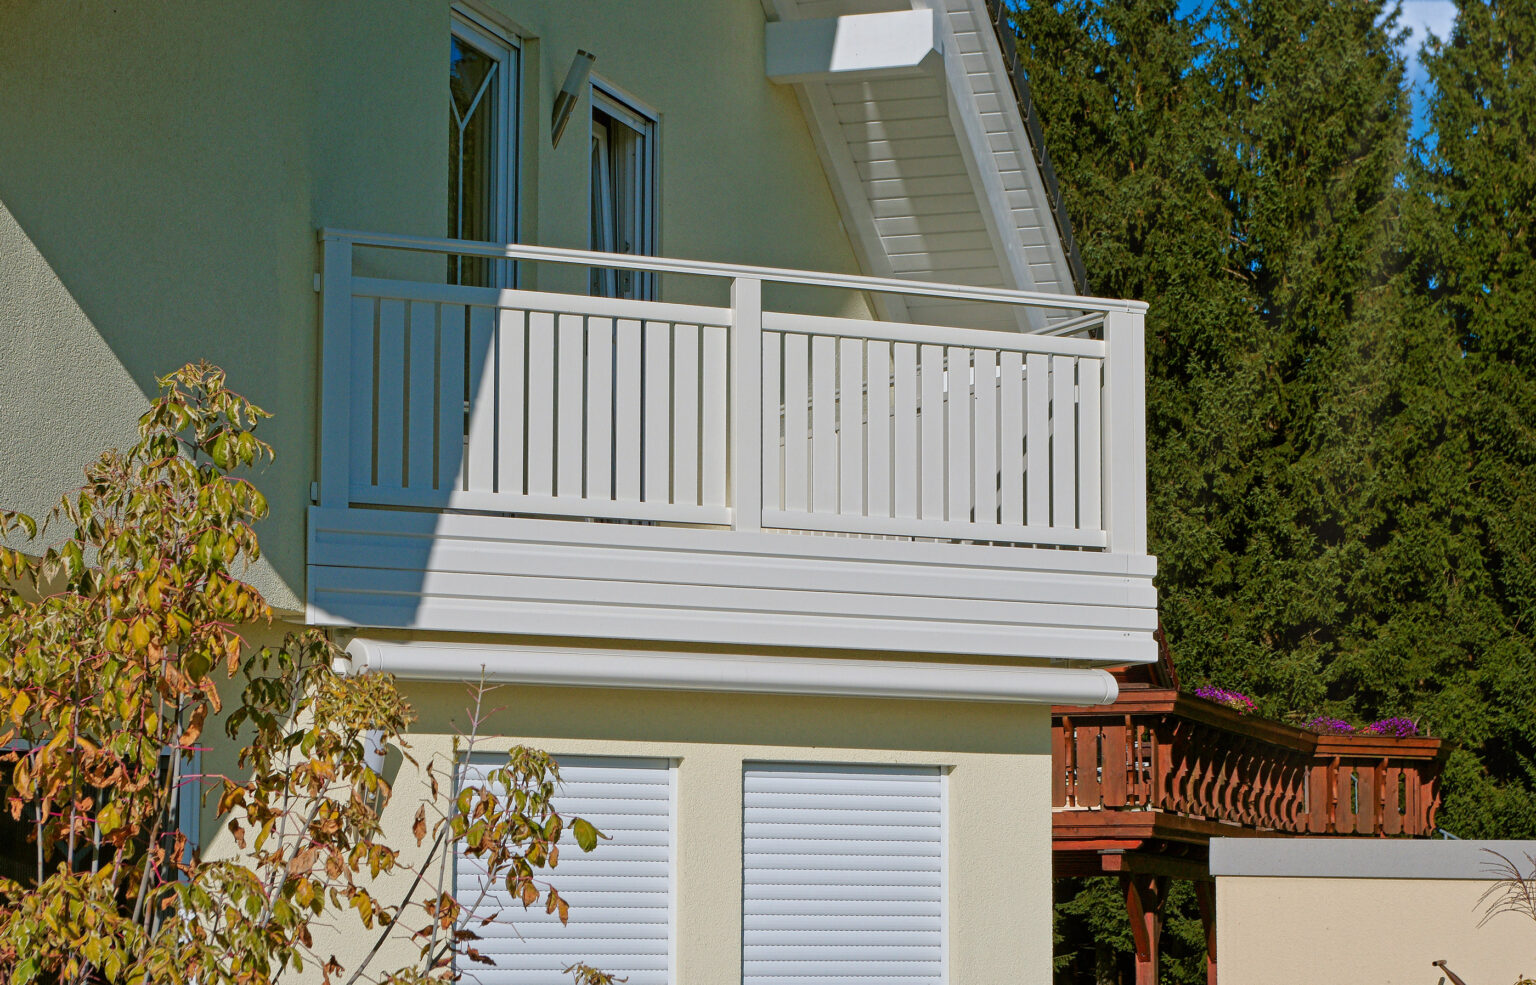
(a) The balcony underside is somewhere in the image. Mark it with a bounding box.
[307,506,1157,662]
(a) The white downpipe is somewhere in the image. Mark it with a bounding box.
[337,638,1118,706]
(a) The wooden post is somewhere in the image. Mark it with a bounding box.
[1101,308,1147,556]
[730,277,763,531]
[1194,879,1217,985]
[1125,873,1166,985]
[318,234,354,509]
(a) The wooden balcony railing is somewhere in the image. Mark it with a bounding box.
[1052,690,1447,839]
[316,230,1149,554]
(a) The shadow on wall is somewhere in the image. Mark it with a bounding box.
[0,0,449,612]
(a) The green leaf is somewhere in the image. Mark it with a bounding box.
[572,817,599,852]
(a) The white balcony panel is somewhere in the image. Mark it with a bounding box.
[312,231,1155,667]
[307,507,1156,664]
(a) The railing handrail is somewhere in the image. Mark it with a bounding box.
[318,228,1148,316]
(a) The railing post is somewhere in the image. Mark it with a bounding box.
[731,277,763,531]
[318,233,353,510]
[1102,308,1147,555]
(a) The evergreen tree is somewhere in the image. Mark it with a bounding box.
[1406,0,1536,837]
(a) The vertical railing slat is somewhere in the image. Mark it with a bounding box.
[644,321,672,504]
[437,304,466,492]
[947,348,972,523]
[673,324,700,506]
[1051,354,1077,529]
[973,349,998,526]
[1078,357,1102,531]
[760,330,782,513]
[1025,352,1049,527]
[494,308,525,496]
[406,301,438,492]
[839,337,865,517]
[920,344,945,521]
[348,297,376,492]
[556,313,585,499]
[999,350,1024,526]
[465,307,496,493]
[702,325,728,509]
[525,311,556,497]
[614,319,642,502]
[866,342,891,518]
[585,317,614,501]
[893,343,919,519]
[811,335,837,514]
[375,299,407,492]
[782,333,809,513]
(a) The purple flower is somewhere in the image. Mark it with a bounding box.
[1363,716,1419,738]
[1304,715,1356,734]
[1194,685,1257,714]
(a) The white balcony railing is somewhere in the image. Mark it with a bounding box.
[316,230,1147,554]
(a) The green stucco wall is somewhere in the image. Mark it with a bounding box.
[0,0,866,609]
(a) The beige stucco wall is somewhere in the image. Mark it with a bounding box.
[0,0,867,610]
[1218,875,1536,985]
[199,651,1056,985]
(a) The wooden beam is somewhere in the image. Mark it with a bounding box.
[1194,879,1217,985]
[1125,874,1167,985]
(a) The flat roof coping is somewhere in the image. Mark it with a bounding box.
[1209,838,1536,880]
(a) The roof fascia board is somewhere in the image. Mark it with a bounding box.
[932,2,1047,331]
[766,9,943,84]
[964,0,1084,295]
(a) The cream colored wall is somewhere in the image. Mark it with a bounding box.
[0,0,867,610]
[200,671,1056,985]
[1218,875,1536,985]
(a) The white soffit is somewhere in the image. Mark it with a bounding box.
[340,638,1120,706]
[765,0,1080,332]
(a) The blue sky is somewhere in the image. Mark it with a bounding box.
[1169,0,1458,137]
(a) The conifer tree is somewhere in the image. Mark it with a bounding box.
[1405,0,1536,838]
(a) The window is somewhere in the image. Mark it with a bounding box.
[449,9,517,286]
[456,756,674,985]
[590,85,656,299]
[742,763,946,985]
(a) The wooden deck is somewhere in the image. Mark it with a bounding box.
[1050,648,1449,983]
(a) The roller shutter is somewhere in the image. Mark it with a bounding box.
[743,763,946,985]
[456,756,673,985]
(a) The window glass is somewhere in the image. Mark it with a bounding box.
[590,89,656,299]
[449,14,516,286]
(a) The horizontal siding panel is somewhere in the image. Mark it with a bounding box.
[827,77,944,103]
[307,509,1159,663]
[834,96,949,124]
[848,135,964,162]
[868,193,982,218]
[865,173,976,199]
[873,212,988,236]
[856,156,969,182]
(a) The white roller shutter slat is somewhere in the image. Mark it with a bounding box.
[743,764,945,985]
[457,757,672,985]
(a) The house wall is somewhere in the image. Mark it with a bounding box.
[197,641,1058,984]
[1211,838,1536,985]
[0,0,867,611]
